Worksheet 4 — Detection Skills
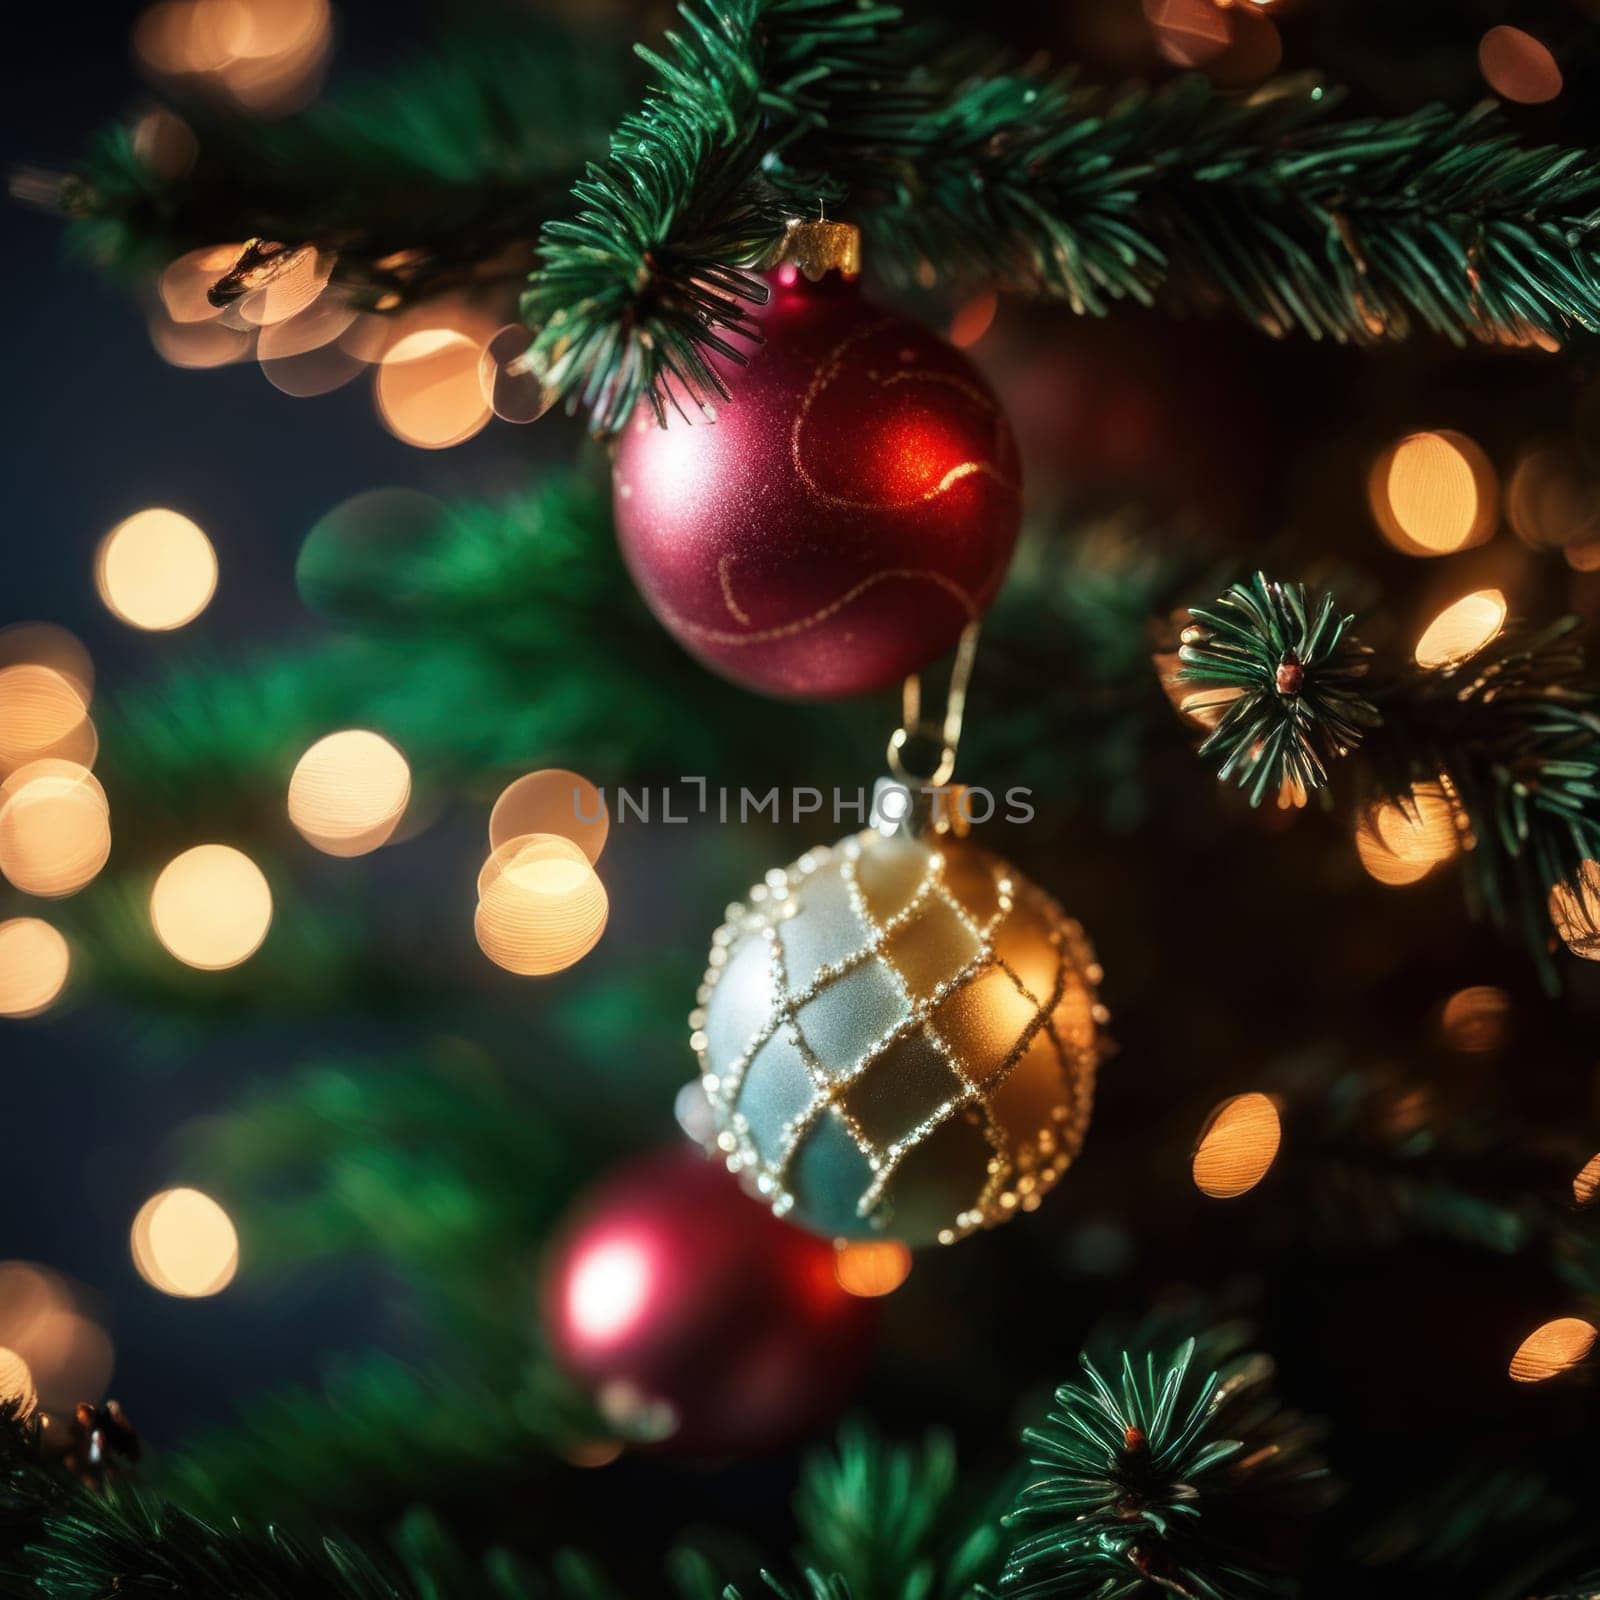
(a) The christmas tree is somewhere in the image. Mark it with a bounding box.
[9,0,1600,1594]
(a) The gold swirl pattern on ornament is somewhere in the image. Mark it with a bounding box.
[692,835,1106,1244]
[673,562,980,646]
[789,318,1020,511]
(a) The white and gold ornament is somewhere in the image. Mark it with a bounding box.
[691,824,1106,1246]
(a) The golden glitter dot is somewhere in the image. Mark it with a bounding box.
[1439,987,1510,1053]
[1415,590,1507,671]
[1573,1153,1600,1208]
[0,919,71,1018]
[130,1187,239,1298]
[833,1240,913,1297]
[149,844,273,970]
[1370,432,1497,557]
[1549,861,1600,960]
[489,769,608,863]
[96,509,218,630]
[0,764,111,898]
[1192,1092,1281,1199]
[287,729,411,856]
[475,834,608,976]
[1479,25,1563,105]
[0,1348,37,1420]
[1509,1316,1596,1383]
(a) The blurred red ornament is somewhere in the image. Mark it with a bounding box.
[542,1147,874,1455]
[612,223,1021,699]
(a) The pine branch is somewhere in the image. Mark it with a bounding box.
[1177,573,1600,975]
[37,20,621,312]
[997,1339,1332,1599]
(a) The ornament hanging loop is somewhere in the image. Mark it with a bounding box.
[887,621,981,789]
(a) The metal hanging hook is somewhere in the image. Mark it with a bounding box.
[886,621,981,790]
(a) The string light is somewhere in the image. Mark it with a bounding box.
[1192,1092,1281,1198]
[833,1240,913,1297]
[1369,431,1497,556]
[130,1187,239,1297]
[475,833,609,976]
[149,845,273,970]
[0,764,111,898]
[287,730,411,856]
[1478,26,1563,105]
[96,509,218,630]
[1414,590,1507,671]
[0,918,71,1018]
[1509,1316,1596,1383]
[489,769,609,862]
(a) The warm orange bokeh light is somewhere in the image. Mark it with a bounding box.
[149,844,273,970]
[475,834,609,975]
[1509,1316,1596,1383]
[1192,1092,1281,1198]
[489,769,609,863]
[479,325,557,424]
[96,509,218,630]
[1574,1153,1600,1208]
[949,292,998,350]
[1550,861,1600,960]
[376,328,494,449]
[1439,986,1510,1054]
[135,0,332,114]
[159,243,247,324]
[0,764,111,898]
[0,1348,37,1421]
[1357,784,1460,886]
[1479,26,1563,105]
[1414,589,1507,671]
[288,729,411,856]
[0,664,96,774]
[1370,431,1497,556]
[0,918,71,1018]
[833,1240,913,1298]
[130,1187,239,1297]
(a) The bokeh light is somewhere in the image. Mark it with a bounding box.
[0,1348,37,1420]
[833,1240,913,1298]
[1439,987,1510,1054]
[1574,1153,1600,1208]
[0,1262,115,1408]
[288,729,411,856]
[96,509,218,630]
[0,763,111,898]
[475,833,609,976]
[1549,861,1600,960]
[376,327,494,449]
[1479,26,1563,104]
[478,325,558,424]
[0,918,71,1018]
[134,0,333,114]
[1509,1316,1596,1383]
[0,664,96,774]
[1192,1092,1281,1198]
[489,769,609,863]
[1369,431,1497,556]
[948,292,998,350]
[1507,443,1600,551]
[1414,589,1507,671]
[159,244,247,324]
[130,1187,239,1297]
[149,844,273,969]
[1356,784,1460,887]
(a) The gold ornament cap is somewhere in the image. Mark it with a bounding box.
[774,217,861,282]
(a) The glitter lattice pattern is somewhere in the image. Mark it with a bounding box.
[692,831,1106,1245]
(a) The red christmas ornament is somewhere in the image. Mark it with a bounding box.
[612,221,1022,699]
[541,1146,873,1455]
